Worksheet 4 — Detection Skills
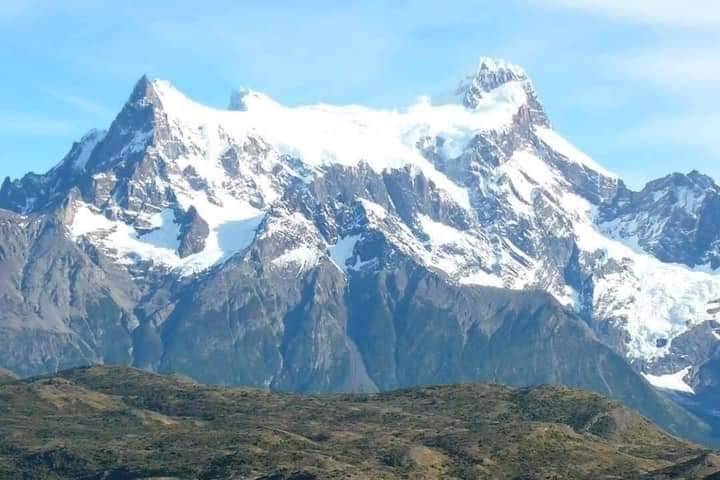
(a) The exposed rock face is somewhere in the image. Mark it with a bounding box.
[1,58,720,441]
[600,171,720,269]
[0,129,107,213]
[177,207,209,258]
[0,208,138,377]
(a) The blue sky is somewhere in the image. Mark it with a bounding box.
[1,0,718,188]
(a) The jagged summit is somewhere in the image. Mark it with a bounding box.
[127,74,161,106]
[454,57,550,130]
[474,57,528,82]
[127,76,278,115]
[123,75,191,115]
[457,57,529,108]
[653,170,717,190]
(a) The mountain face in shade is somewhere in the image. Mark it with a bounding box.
[600,171,720,269]
[2,58,720,442]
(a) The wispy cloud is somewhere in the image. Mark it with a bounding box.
[0,114,73,135]
[528,0,720,92]
[609,47,720,95]
[563,84,636,110]
[530,0,720,182]
[142,5,399,104]
[46,90,111,116]
[0,0,38,19]
[531,0,720,28]
[0,0,98,21]
[623,113,720,153]
[618,112,720,184]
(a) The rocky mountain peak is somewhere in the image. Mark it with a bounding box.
[457,57,549,128]
[474,57,527,86]
[0,127,106,213]
[127,74,161,106]
[671,170,716,190]
[78,76,174,177]
[633,171,720,211]
[648,171,706,188]
[457,58,527,104]
[0,176,12,195]
[104,75,185,137]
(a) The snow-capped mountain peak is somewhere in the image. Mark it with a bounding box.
[458,58,529,106]
[467,57,527,88]
[6,57,720,436]
[3,61,720,384]
[125,74,161,107]
[455,58,551,136]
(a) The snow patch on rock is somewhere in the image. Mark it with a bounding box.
[574,221,720,360]
[272,245,322,273]
[643,366,695,394]
[330,235,362,272]
[69,201,262,275]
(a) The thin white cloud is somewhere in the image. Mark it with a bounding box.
[47,91,111,116]
[624,113,720,153]
[0,0,37,19]
[585,44,720,120]
[610,47,720,94]
[563,84,635,110]
[532,0,720,28]
[0,0,98,21]
[0,114,73,135]
[531,0,720,183]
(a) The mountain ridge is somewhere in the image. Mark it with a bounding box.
[2,57,720,443]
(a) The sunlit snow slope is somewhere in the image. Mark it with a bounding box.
[4,58,720,383]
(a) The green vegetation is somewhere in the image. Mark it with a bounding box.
[0,366,716,479]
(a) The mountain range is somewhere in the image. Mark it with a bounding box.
[1,58,720,443]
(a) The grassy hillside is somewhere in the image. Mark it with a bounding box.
[0,366,716,479]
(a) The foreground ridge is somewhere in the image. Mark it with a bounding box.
[0,365,717,479]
